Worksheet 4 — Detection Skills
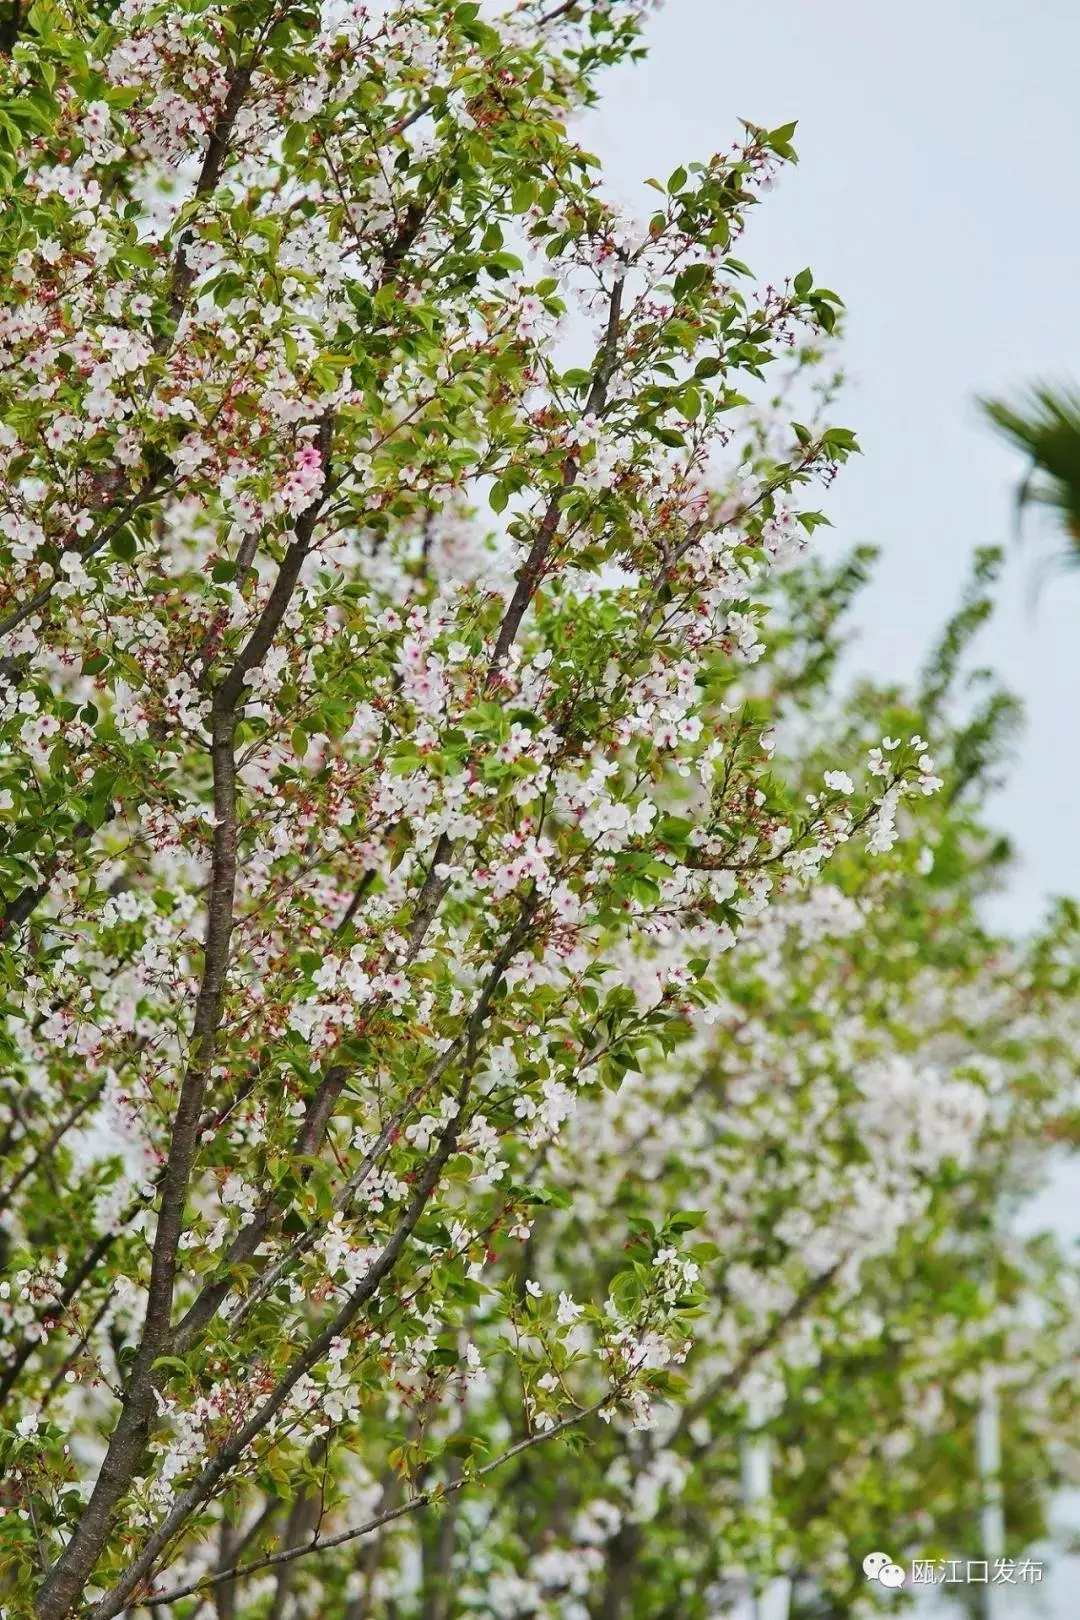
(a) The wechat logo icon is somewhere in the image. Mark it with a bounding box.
[863,1551,906,1589]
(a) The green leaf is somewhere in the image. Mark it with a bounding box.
[110,528,137,561]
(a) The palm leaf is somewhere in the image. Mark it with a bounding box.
[979,383,1080,554]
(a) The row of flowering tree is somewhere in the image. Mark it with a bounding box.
[0,1,1077,1616]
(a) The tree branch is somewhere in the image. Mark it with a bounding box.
[34,698,241,1620]
[0,471,175,655]
[34,419,334,1620]
[169,1063,348,1356]
[227,900,536,1333]
[147,1402,608,1607]
[90,1082,474,1617]
[88,907,537,1618]
[487,273,624,675]
[0,1081,104,1212]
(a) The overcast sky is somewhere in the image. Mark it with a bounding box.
[585,3,1080,1609]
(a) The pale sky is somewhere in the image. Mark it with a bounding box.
[585,3,1080,1611]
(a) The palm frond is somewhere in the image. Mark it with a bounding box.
[979,383,1080,553]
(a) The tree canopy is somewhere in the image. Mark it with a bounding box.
[0,3,1077,1617]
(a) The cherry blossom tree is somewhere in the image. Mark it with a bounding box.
[441,548,1080,1619]
[0,2,1076,1618]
